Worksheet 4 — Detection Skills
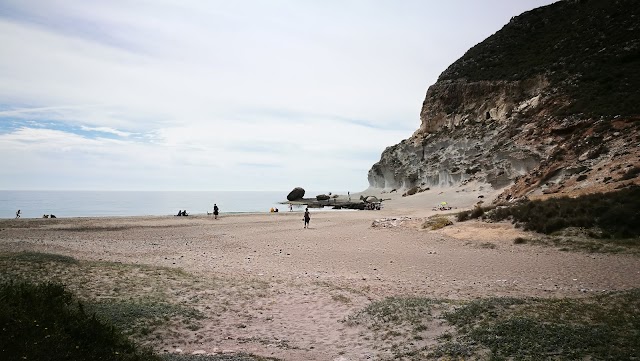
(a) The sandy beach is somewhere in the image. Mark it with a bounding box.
[1,184,639,360]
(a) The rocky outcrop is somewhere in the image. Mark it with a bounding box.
[369,77,547,190]
[368,0,640,200]
[287,187,305,201]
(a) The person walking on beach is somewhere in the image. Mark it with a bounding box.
[303,208,310,229]
[213,204,219,219]
[15,209,21,219]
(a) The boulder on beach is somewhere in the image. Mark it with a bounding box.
[287,187,306,201]
[316,194,330,201]
[365,196,379,203]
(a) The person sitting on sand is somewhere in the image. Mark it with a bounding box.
[181,210,188,216]
[213,204,219,219]
[303,208,310,229]
[177,210,182,216]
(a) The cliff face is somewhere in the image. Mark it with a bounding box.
[368,0,640,200]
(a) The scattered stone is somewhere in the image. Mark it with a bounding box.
[192,350,206,355]
[371,217,412,228]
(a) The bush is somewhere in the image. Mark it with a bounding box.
[457,205,494,222]
[513,237,528,244]
[622,166,640,180]
[0,281,159,361]
[487,186,640,238]
[456,210,471,222]
[423,217,453,230]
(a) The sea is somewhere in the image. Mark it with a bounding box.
[0,190,319,218]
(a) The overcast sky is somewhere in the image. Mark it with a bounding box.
[0,0,556,191]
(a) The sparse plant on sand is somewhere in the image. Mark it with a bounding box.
[422,216,453,230]
[344,289,640,360]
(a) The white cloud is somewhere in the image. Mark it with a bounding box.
[0,0,557,191]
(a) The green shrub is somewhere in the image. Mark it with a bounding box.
[0,281,159,361]
[422,216,453,230]
[456,210,470,222]
[488,186,640,238]
[457,205,494,222]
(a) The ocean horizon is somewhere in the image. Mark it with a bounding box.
[0,190,338,218]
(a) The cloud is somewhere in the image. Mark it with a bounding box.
[0,0,557,191]
[79,126,132,138]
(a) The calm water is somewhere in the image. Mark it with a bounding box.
[0,191,302,218]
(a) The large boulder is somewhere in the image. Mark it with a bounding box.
[287,187,306,201]
[316,194,330,201]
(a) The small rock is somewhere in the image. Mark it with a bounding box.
[174,348,183,354]
[192,350,206,355]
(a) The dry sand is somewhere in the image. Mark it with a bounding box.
[1,183,639,360]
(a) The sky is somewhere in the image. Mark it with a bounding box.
[0,0,557,192]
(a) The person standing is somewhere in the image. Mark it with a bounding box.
[213,204,219,219]
[15,209,21,219]
[303,208,310,229]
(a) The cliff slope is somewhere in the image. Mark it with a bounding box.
[368,0,640,201]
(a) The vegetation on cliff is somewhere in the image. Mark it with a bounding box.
[439,0,640,116]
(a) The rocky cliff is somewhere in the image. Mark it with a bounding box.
[368,0,640,201]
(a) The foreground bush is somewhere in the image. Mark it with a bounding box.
[0,281,159,361]
[488,186,640,238]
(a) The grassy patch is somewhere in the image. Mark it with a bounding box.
[161,354,281,361]
[89,299,205,337]
[331,294,351,304]
[0,251,78,264]
[344,296,448,358]
[440,290,640,360]
[345,290,640,359]
[345,297,437,330]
